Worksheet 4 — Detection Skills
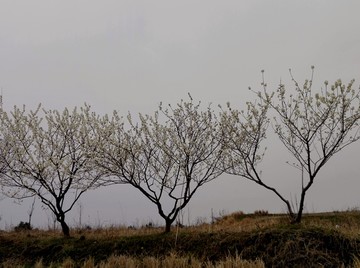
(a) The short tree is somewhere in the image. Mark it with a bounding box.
[0,105,102,236]
[222,68,360,223]
[95,96,225,232]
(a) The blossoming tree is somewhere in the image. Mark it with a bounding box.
[223,68,360,223]
[0,105,103,236]
[94,96,225,232]
[219,99,298,214]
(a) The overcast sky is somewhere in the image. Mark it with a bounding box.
[1,0,360,229]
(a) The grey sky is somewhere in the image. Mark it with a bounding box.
[1,0,360,228]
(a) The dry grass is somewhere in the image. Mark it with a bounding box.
[74,215,279,240]
[2,210,360,267]
[299,211,360,238]
[352,257,360,268]
[210,212,284,233]
[0,214,282,242]
[29,254,265,268]
[6,210,359,241]
[0,225,164,242]
[75,225,164,239]
[206,210,360,238]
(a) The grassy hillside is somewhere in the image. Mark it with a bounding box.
[1,210,360,267]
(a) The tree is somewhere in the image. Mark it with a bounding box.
[94,96,225,232]
[222,68,360,223]
[0,105,102,236]
[220,97,295,217]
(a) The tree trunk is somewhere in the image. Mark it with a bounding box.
[294,191,306,224]
[164,218,173,233]
[294,175,314,224]
[295,211,303,223]
[60,220,70,237]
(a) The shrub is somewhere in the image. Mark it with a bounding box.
[254,210,269,216]
[14,221,32,232]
